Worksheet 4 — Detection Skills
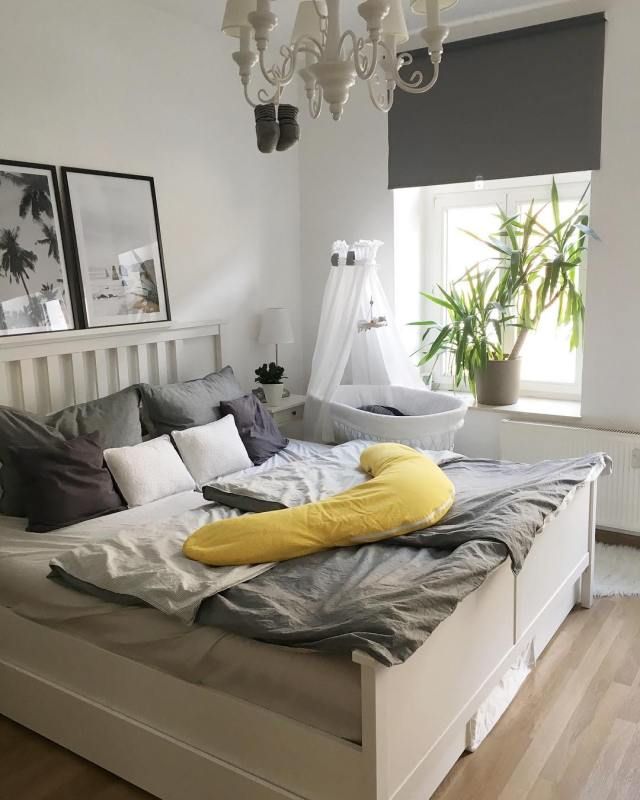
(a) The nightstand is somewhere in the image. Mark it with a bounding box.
[266,394,306,435]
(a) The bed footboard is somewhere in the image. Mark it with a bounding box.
[354,481,596,800]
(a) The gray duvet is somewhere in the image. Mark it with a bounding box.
[51,448,610,666]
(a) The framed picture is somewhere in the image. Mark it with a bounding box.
[0,159,76,337]
[62,167,170,329]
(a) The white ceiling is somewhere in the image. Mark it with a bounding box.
[138,1,564,34]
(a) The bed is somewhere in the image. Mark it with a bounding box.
[0,322,601,800]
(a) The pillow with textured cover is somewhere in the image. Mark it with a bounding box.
[47,386,142,450]
[104,435,196,507]
[9,432,124,532]
[219,393,288,466]
[171,414,252,488]
[183,443,455,566]
[140,366,244,437]
[0,388,142,517]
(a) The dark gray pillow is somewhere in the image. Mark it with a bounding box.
[47,386,142,450]
[202,484,287,512]
[0,407,65,516]
[0,388,142,517]
[10,432,124,533]
[219,394,288,466]
[140,366,244,436]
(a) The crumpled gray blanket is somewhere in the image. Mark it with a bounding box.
[195,453,610,664]
[395,454,612,573]
[51,449,610,666]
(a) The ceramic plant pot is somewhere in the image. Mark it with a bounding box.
[262,383,284,406]
[475,359,522,406]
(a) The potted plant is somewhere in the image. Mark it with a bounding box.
[413,180,597,405]
[255,361,287,406]
[412,264,517,400]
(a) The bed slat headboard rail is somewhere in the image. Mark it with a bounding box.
[0,321,223,415]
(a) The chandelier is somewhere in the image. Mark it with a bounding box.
[222,0,458,121]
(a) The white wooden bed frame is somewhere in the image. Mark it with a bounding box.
[0,322,597,800]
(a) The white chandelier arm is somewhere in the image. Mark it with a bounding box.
[258,38,322,90]
[243,83,258,108]
[280,40,323,79]
[379,43,441,94]
[396,60,440,94]
[242,79,281,108]
[367,73,394,113]
[256,84,282,105]
[339,30,379,82]
[258,48,293,87]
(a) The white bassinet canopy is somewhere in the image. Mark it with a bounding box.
[304,243,423,442]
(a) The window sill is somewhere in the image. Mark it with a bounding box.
[448,392,582,422]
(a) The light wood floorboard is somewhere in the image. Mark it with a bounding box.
[1,598,639,800]
[434,597,640,800]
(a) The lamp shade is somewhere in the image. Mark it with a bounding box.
[410,0,458,14]
[292,0,327,42]
[384,0,409,44]
[222,0,255,38]
[259,308,294,345]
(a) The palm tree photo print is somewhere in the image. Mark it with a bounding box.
[0,162,73,336]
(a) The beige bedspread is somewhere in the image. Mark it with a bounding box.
[0,441,362,743]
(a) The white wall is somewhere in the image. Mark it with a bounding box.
[300,0,640,448]
[580,0,640,431]
[0,0,303,392]
[299,87,394,381]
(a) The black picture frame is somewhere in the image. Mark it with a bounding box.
[62,167,171,329]
[0,158,78,337]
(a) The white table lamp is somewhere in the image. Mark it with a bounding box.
[259,307,294,365]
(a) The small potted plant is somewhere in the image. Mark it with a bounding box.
[255,362,287,406]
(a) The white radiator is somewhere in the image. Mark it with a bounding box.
[499,420,640,535]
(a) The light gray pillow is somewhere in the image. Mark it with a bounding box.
[47,386,142,450]
[140,366,244,436]
[0,406,65,516]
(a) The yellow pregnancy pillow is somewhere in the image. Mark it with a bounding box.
[183,443,455,567]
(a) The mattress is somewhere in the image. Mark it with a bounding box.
[0,440,363,743]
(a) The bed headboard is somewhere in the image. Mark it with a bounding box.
[0,321,222,415]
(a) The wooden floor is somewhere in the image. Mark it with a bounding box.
[1,598,640,800]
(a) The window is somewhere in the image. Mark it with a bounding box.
[420,173,591,400]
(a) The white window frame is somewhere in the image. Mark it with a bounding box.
[421,172,591,401]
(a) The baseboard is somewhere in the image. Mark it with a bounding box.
[596,529,640,549]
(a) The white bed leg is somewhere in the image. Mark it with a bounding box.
[580,483,597,609]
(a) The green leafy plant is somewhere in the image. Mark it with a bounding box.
[471,179,595,359]
[413,179,597,393]
[412,264,517,396]
[255,362,287,385]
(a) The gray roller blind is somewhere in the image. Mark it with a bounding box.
[388,14,606,189]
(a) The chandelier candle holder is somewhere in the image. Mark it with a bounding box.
[222,0,459,120]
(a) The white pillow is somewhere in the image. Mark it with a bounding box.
[171,414,252,488]
[104,435,196,507]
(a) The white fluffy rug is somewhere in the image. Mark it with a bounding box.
[594,542,640,597]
